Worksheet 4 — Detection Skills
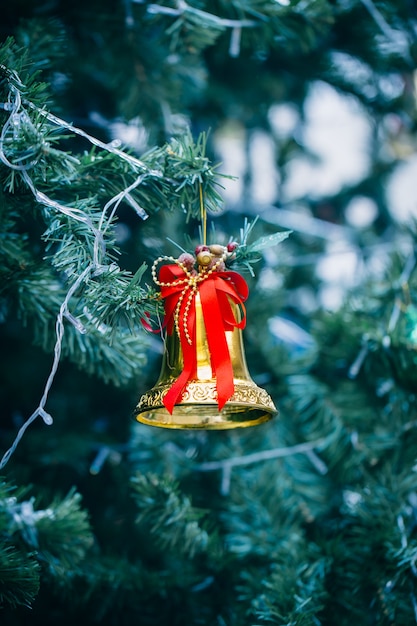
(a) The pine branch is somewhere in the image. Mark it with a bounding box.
[0,545,40,609]
[32,490,93,579]
[0,480,93,607]
[252,556,330,625]
[131,473,216,559]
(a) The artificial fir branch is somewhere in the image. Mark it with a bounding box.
[131,473,215,559]
[0,546,40,609]
[31,489,93,579]
[251,550,330,625]
[0,481,93,607]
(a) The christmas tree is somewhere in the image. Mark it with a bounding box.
[1,1,417,624]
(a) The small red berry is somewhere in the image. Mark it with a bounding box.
[195,244,210,255]
[227,241,238,252]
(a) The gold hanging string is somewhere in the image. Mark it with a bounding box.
[199,182,207,246]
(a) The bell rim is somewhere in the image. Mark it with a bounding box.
[136,399,278,414]
[135,410,274,430]
[136,379,277,415]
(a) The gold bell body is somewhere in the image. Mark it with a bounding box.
[135,295,277,429]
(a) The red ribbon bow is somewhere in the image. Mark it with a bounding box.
[157,263,249,414]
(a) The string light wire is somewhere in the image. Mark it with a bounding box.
[0,266,92,469]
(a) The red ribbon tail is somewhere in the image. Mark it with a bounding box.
[200,280,234,411]
[163,367,193,414]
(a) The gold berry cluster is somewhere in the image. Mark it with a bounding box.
[180,242,238,274]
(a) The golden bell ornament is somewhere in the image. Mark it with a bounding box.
[135,294,277,429]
